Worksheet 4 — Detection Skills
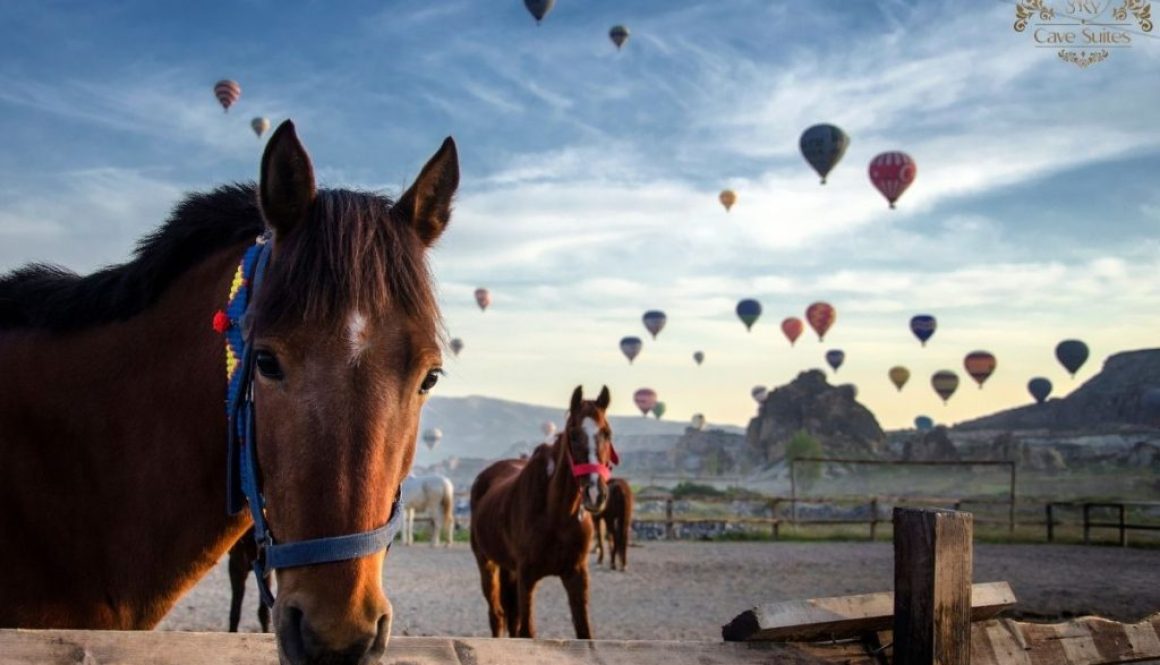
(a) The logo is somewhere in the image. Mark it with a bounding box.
[1014,0,1153,68]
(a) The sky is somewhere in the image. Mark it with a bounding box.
[1,0,1158,432]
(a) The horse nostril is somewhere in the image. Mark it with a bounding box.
[364,613,391,664]
[277,605,308,665]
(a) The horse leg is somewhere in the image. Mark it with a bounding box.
[560,568,593,639]
[404,507,414,546]
[476,561,505,637]
[593,517,604,564]
[442,494,454,547]
[227,543,248,633]
[430,509,439,547]
[516,569,539,638]
[614,517,627,571]
[499,571,519,638]
[258,573,272,632]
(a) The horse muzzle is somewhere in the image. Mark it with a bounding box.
[274,584,390,665]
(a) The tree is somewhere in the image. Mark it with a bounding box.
[786,430,823,490]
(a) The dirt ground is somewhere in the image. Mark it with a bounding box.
[157,541,1160,640]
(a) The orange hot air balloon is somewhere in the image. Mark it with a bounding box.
[889,366,910,392]
[963,351,997,388]
[213,80,241,112]
[805,302,836,341]
[719,189,737,212]
[781,317,803,346]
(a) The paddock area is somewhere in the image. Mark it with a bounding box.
[159,541,1160,639]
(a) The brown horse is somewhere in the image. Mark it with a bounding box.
[0,121,458,665]
[593,478,634,571]
[228,527,271,633]
[470,385,616,639]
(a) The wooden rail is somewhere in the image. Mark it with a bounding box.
[1045,500,1160,547]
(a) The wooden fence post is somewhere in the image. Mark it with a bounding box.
[869,497,879,541]
[893,508,973,665]
[1083,503,1092,545]
[1008,462,1017,536]
[1118,503,1127,547]
[769,499,780,540]
[665,498,674,540]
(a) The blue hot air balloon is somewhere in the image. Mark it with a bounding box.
[825,349,845,372]
[914,416,934,431]
[642,310,667,339]
[799,123,850,184]
[1055,339,1089,378]
[1027,377,1052,404]
[619,336,643,364]
[910,314,937,346]
[736,299,762,331]
[524,0,554,23]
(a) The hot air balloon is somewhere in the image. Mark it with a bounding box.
[719,189,737,212]
[736,299,762,331]
[799,124,850,184]
[541,421,558,440]
[825,349,845,372]
[422,428,442,451]
[251,117,270,138]
[1055,340,1089,378]
[693,351,705,366]
[869,151,916,209]
[474,287,491,311]
[633,388,658,416]
[1027,377,1052,404]
[751,386,768,403]
[805,302,836,341]
[642,310,667,339]
[524,0,554,23]
[910,314,937,346]
[964,351,997,388]
[781,317,803,346]
[214,80,241,112]
[931,370,959,404]
[619,336,643,364]
[652,402,666,420]
[889,366,910,391]
[914,415,934,431]
[449,338,464,357]
[609,25,630,50]
[690,413,707,431]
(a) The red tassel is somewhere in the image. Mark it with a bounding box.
[212,310,230,334]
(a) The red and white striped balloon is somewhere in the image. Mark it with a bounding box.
[213,80,241,113]
[868,151,916,209]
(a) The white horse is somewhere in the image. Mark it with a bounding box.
[400,474,455,546]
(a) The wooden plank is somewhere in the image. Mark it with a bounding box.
[0,629,841,665]
[720,581,1015,642]
[968,613,1160,665]
[892,508,973,665]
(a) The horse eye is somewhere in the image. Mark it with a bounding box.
[254,351,284,380]
[419,369,442,395]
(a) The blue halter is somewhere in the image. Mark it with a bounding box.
[222,234,403,608]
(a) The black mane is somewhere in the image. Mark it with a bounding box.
[0,184,263,331]
[0,183,439,334]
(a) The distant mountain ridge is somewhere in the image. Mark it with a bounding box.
[413,394,743,466]
[955,348,1160,431]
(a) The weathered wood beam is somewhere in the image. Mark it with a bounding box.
[721,581,1014,642]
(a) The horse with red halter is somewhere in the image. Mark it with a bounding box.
[469,385,617,639]
[593,478,634,571]
[0,120,458,665]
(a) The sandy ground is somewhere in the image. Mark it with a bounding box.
[157,541,1160,640]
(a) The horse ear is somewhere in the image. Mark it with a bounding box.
[570,385,583,415]
[396,137,458,247]
[596,385,611,411]
[259,120,317,238]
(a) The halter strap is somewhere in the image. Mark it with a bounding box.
[220,234,403,608]
[571,462,611,482]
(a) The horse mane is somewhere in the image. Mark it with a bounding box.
[0,184,439,332]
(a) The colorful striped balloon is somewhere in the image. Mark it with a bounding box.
[869,151,916,209]
[213,79,241,112]
[805,302,836,341]
[964,351,997,388]
[931,370,959,404]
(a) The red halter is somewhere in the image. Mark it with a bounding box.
[570,442,618,481]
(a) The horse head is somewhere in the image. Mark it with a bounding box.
[563,385,617,515]
[248,121,456,665]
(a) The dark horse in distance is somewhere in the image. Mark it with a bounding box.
[470,386,616,638]
[594,478,634,571]
[0,121,458,665]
